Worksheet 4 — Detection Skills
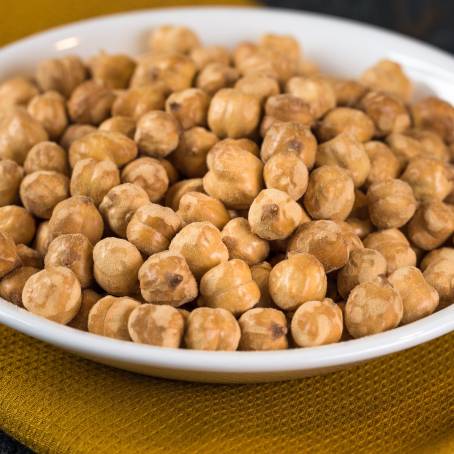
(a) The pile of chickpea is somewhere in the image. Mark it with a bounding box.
[0,25,454,351]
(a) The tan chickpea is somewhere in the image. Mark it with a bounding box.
[259,33,301,62]
[0,77,38,107]
[60,124,96,151]
[20,171,69,219]
[364,141,400,186]
[345,217,373,240]
[0,107,48,164]
[69,131,138,168]
[165,88,209,130]
[335,221,364,254]
[34,221,51,257]
[0,232,20,278]
[288,220,349,273]
[148,25,200,54]
[70,158,120,206]
[401,157,451,201]
[269,252,327,311]
[363,229,417,274]
[303,165,355,221]
[111,84,167,120]
[16,244,43,269]
[88,52,136,89]
[317,107,375,143]
[203,140,263,209]
[328,78,367,106]
[165,178,204,211]
[48,196,104,245]
[128,303,184,348]
[407,201,454,251]
[234,74,280,104]
[345,278,403,338]
[170,127,218,178]
[185,307,240,351]
[126,203,181,256]
[0,205,35,245]
[24,142,69,175]
[190,45,230,70]
[421,248,454,271]
[196,63,239,97]
[337,248,387,299]
[0,266,39,306]
[296,56,319,77]
[68,289,102,331]
[291,298,343,347]
[99,183,149,238]
[423,255,454,308]
[207,88,260,139]
[88,295,140,340]
[99,116,136,139]
[22,266,82,324]
[121,157,169,202]
[159,158,179,184]
[250,262,273,308]
[233,41,277,79]
[45,234,93,288]
[0,160,23,206]
[169,221,229,279]
[407,129,449,162]
[411,97,454,144]
[385,133,423,171]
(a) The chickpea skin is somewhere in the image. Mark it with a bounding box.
[148,25,200,54]
[0,206,36,245]
[24,142,69,175]
[88,52,136,89]
[185,307,241,351]
[0,77,38,107]
[251,262,274,308]
[0,266,39,307]
[364,141,400,186]
[165,178,204,211]
[0,160,23,206]
[165,88,209,130]
[67,289,101,332]
[99,116,136,139]
[0,232,20,278]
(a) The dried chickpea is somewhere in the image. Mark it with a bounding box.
[196,63,239,96]
[126,203,181,256]
[401,157,451,201]
[0,77,38,107]
[297,57,319,77]
[22,266,82,324]
[317,107,375,143]
[0,107,48,164]
[0,206,35,245]
[259,33,301,62]
[169,221,228,279]
[159,158,179,184]
[335,221,364,254]
[207,88,260,139]
[303,165,355,221]
[148,25,200,54]
[234,74,280,104]
[423,256,454,308]
[48,196,104,245]
[165,178,204,211]
[0,160,23,206]
[406,129,449,162]
[421,248,454,271]
[0,266,39,306]
[69,131,138,168]
[328,78,367,106]
[128,304,184,348]
[68,289,102,331]
[16,244,43,269]
[121,157,169,202]
[190,45,231,70]
[185,307,240,351]
[337,248,387,299]
[165,88,209,129]
[291,298,343,347]
[24,142,69,175]
[88,295,140,340]
[60,124,96,150]
[388,266,439,324]
[0,232,20,278]
[364,141,400,186]
[269,252,327,311]
[20,171,69,219]
[345,217,373,240]
[251,261,273,308]
[233,41,277,79]
[363,229,416,274]
[385,133,423,170]
[345,278,403,338]
[99,116,136,138]
[88,52,136,89]
[34,221,51,256]
[407,201,454,251]
[288,220,349,273]
[70,158,120,206]
[45,234,93,288]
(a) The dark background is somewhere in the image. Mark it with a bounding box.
[1,1,453,453]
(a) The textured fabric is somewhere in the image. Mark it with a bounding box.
[0,324,453,454]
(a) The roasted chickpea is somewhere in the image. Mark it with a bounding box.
[296,57,319,77]
[165,178,204,211]
[233,41,278,80]
[60,124,96,151]
[0,266,39,306]
[0,232,20,278]
[385,133,423,171]
[423,255,454,308]
[406,129,449,162]
[0,160,23,206]
[259,33,301,62]
[196,63,239,97]
[420,248,454,271]
[335,221,364,254]
[250,261,273,308]
[165,88,209,130]
[0,205,35,245]
[0,77,38,107]
[148,25,200,54]
[24,142,69,175]
[34,221,51,257]
[345,217,373,240]
[234,74,280,104]
[327,78,367,106]
[159,158,179,184]
[99,116,136,138]
[190,45,231,70]
[88,52,136,89]
[364,141,400,186]
[16,244,43,269]
[68,289,102,331]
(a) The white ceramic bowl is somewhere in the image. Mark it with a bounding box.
[1,7,454,383]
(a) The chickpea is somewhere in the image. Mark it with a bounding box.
[401,157,451,201]
[0,266,39,307]
[345,217,373,240]
[269,252,327,311]
[235,74,280,104]
[16,244,43,269]
[337,248,387,299]
[335,221,364,254]
[48,196,104,245]
[0,206,35,245]
[45,234,93,288]
[88,295,140,340]
[250,261,273,308]
[22,266,82,324]
[165,88,209,130]
[126,203,181,255]
[0,232,20,278]
[421,248,454,271]
[423,255,454,308]
[169,221,229,279]
[170,127,218,178]
[88,52,136,89]
[359,91,410,137]
[0,160,23,206]
[296,57,319,77]
[367,179,416,229]
[328,78,367,106]
[288,220,349,273]
[36,55,86,98]
[70,158,120,206]
[303,165,355,221]
[159,158,179,185]
[291,298,343,347]
[165,178,204,211]
[68,289,101,331]
[190,45,230,70]
[20,171,69,219]
[363,229,417,274]
[148,25,200,54]
[185,307,240,351]
[34,221,51,256]
[0,77,38,107]
[196,63,239,97]
[364,141,400,186]
[407,201,454,251]
[99,116,136,139]
[60,124,96,151]
[317,107,375,143]
[24,142,69,175]
[128,304,184,348]
[0,107,48,164]
[259,33,301,62]
[385,133,423,171]
[233,42,278,80]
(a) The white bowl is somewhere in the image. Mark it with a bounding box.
[1,7,454,383]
